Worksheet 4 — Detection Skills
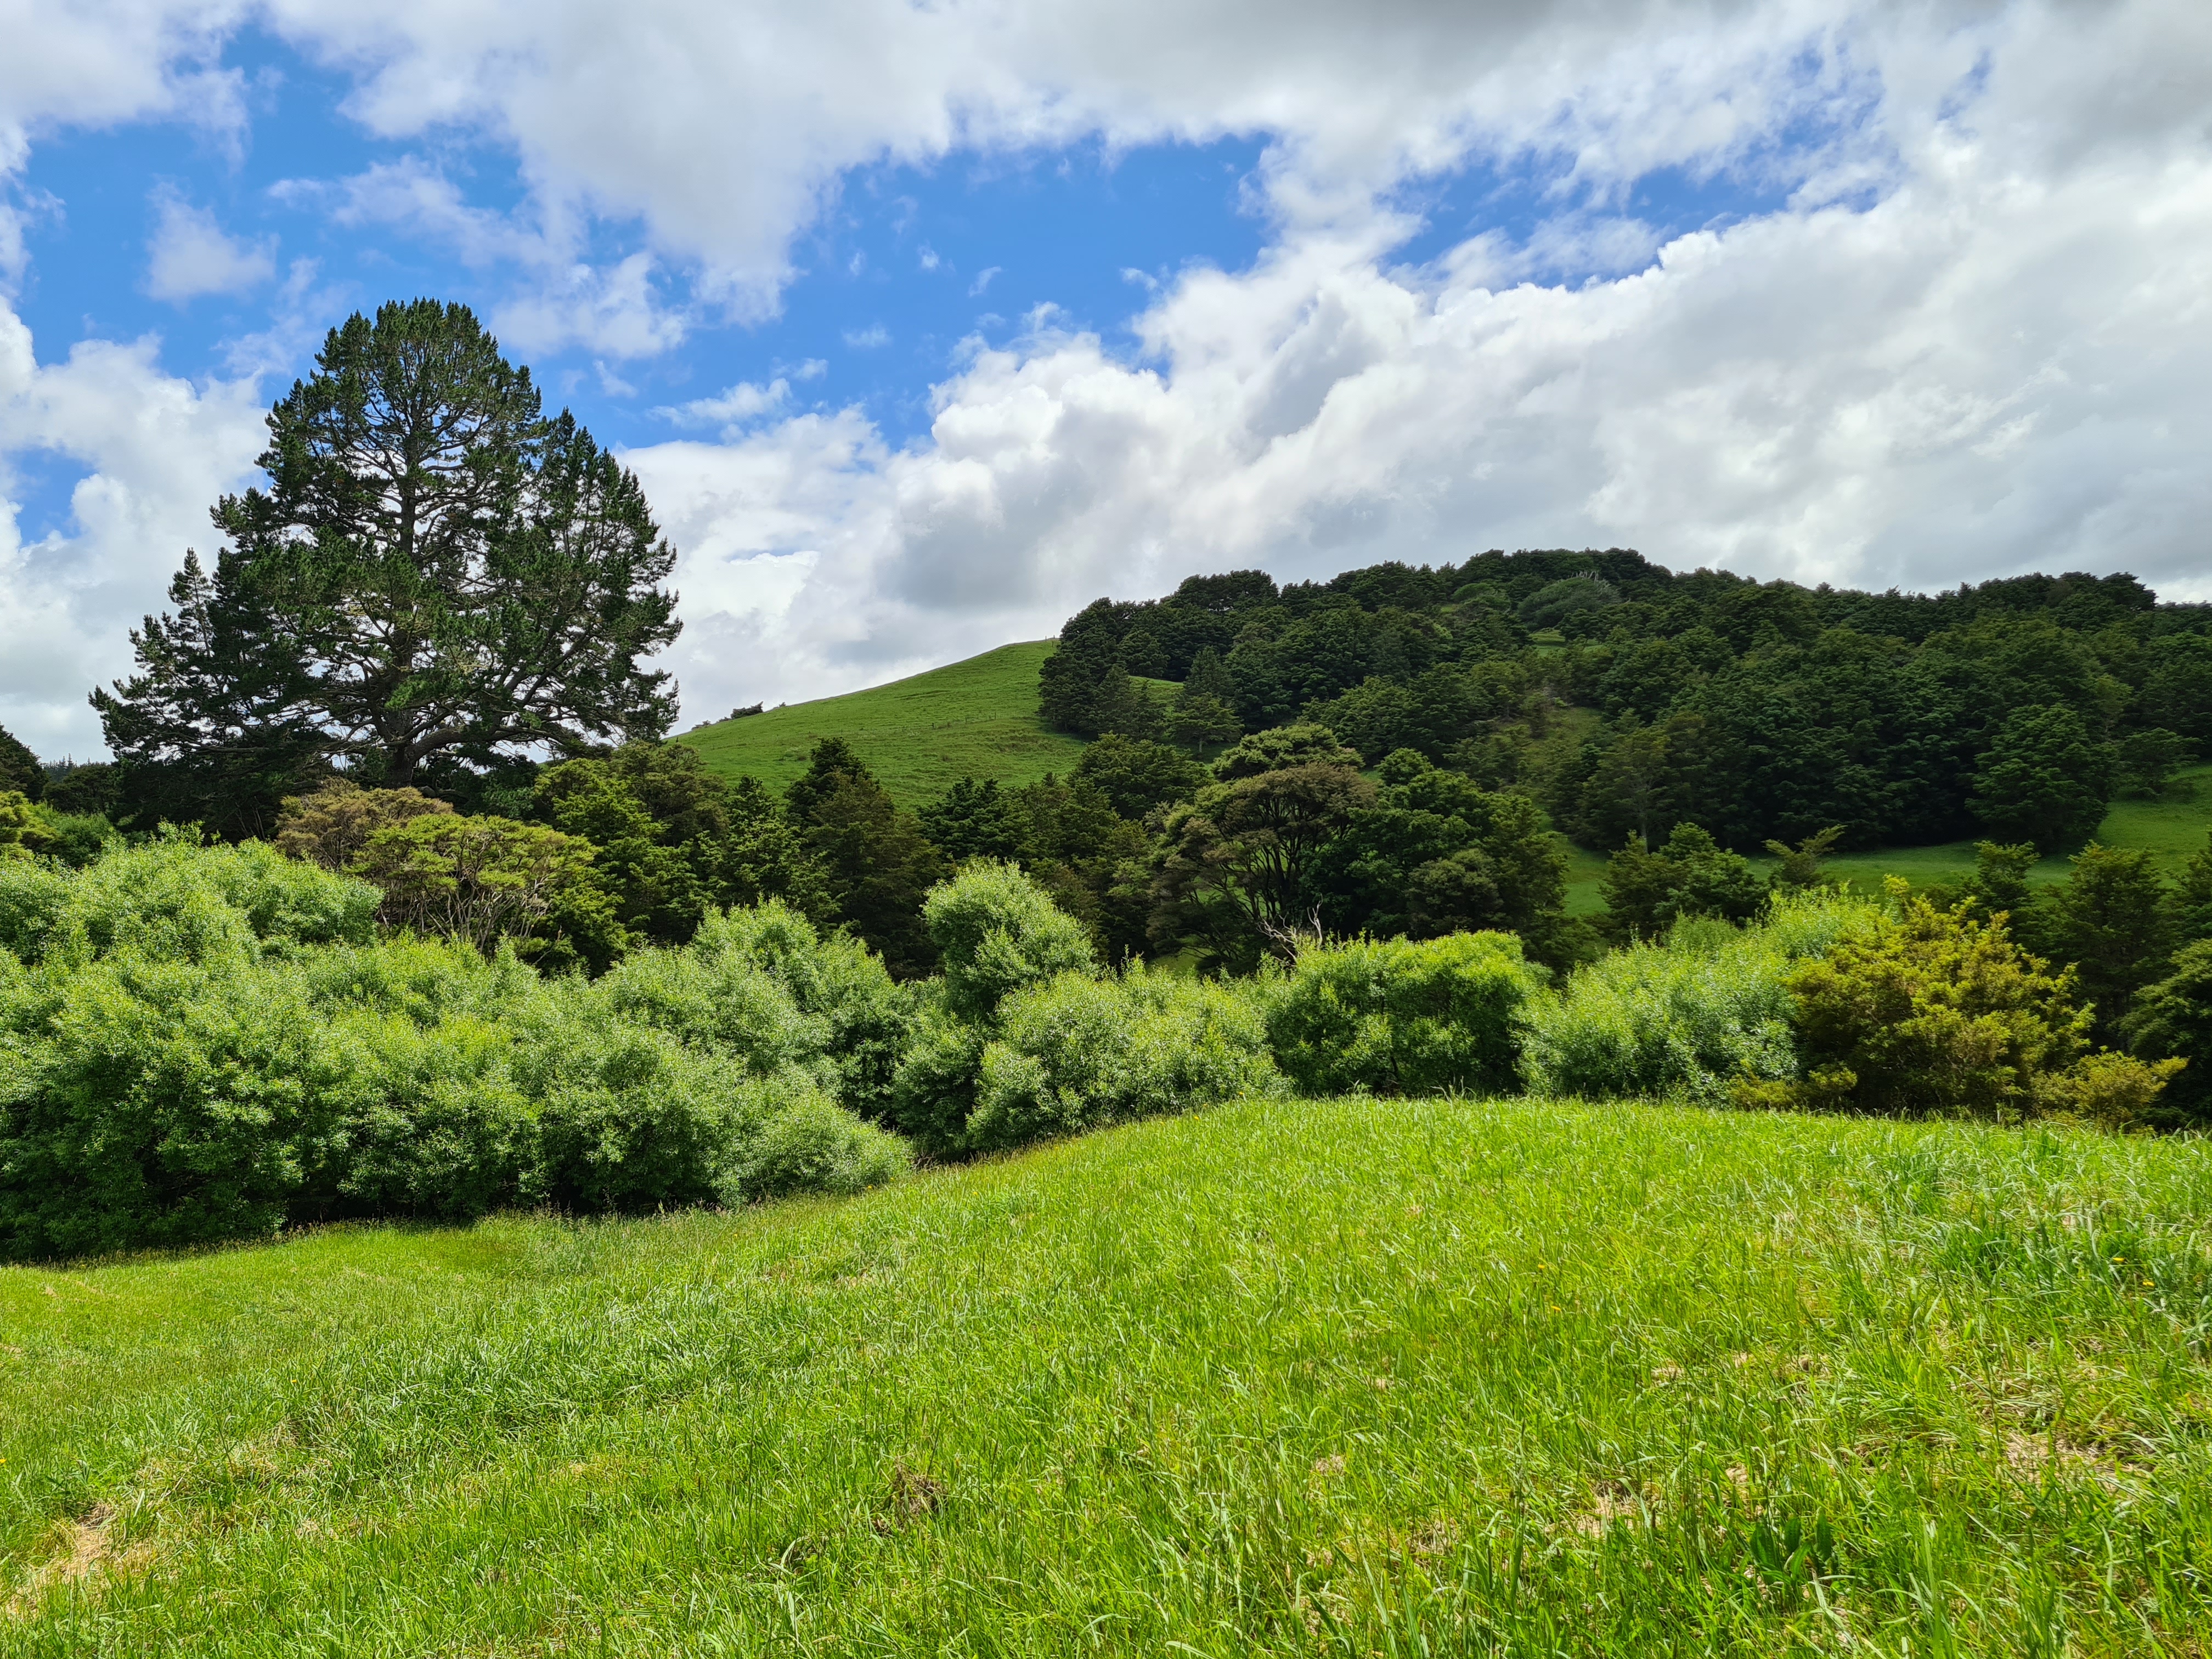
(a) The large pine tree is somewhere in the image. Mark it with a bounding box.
[95,300,680,830]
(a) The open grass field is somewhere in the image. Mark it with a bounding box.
[679,642,1090,805]
[7,1094,2212,1655]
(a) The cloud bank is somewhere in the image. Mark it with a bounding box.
[1,0,2208,747]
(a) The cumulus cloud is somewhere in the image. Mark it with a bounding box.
[145,188,274,300]
[657,377,791,435]
[599,0,2212,723]
[0,302,266,752]
[281,160,690,357]
[4,0,2212,738]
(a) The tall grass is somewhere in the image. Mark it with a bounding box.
[1523,890,1873,1103]
[4,1094,2209,1654]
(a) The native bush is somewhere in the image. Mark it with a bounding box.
[1750,885,2182,1125]
[738,1089,913,1198]
[891,865,1277,1156]
[1523,890,1867,1104]
[1266,932,1540,1097]
[592,942,830,1081]
[691,901,915,1120]
[962,968,1278,1154]
[0,843,910,1260]
[2122,939,2212,1125]
[923,860,1096,1022]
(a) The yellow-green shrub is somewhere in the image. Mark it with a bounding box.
[1742,885,2181,1125]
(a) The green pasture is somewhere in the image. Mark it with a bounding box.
[678,642,1088,805]
[7,1094,2212,1655]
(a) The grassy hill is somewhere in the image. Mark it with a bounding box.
[6,1094,2211,1653]
[679,641,1089,804]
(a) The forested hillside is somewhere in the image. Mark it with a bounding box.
[1038,550,2212,854]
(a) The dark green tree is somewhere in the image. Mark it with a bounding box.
[787,740,945,977]
[1765,825,1844,890]
[1599,823,1765,940]
[89,550,329,836]
[1517,574,1620,631]
[0,724,42,800]
[1037,601,1124,735]
[2114,729,2196,798]
[2174,831,2212,946]
[1968,704,2115,852]
[1165,644,1244,756]
[2038,842,2173,1042]
[1152,727,1374,966]
[533,742,827,955]
[95,300,680,821]
[1962,839,2040,925]
[2123,940,2212,1125]
[1070,734,1206,820]
[40,763,117,817]
[1313,751,1575,966]
[1002,775,1153,961]
[919,777,1024,864]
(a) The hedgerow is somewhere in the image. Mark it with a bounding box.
[0,843,907,1260]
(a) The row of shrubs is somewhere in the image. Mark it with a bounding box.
[0,836,2191,1261]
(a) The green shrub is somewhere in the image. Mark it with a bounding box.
[1267,932,1539,1097]
[885,1008,991,1159]
[1523,890,1865,1104]
[0,952,366,1257]
[0,845,910,1260]
[740,1091,911,1198]
[922,862,1095,1022]
[0,831,380,968]
[0,858,74,961]
[691,901,914,1119]
[593,943,830,1080]
[963,968,1278,1153]
[1756,885,2182,1125]
[2124,939,2212,1125]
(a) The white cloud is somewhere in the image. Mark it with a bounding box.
[2,0,2211,736]
[145,188,274,301]
[0,301,266,753]
[656,377,790,435]
[606,0,2212,722]
[841,323,890,350]
[0,1,248,168]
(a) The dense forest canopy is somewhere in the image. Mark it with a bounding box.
[1038,549,2212,855]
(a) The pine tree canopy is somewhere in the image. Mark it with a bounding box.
[93,299,681,818]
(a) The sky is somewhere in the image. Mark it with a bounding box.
[2,0,2209,757]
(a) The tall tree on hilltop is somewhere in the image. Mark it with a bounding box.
[94,300,680,830]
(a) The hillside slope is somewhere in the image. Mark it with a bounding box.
[679,640,1088,804]
[678,631,2210,901]
[5,1094,2210,1654]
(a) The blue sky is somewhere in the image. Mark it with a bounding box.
[2,25,1819,547]
[1,0,2205,753]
